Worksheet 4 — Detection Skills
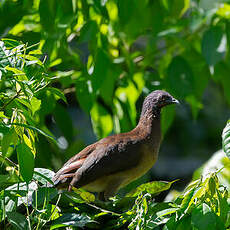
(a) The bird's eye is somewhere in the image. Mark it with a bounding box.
[161,96,167,101]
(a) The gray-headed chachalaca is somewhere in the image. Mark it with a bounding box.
[52,90,179,200]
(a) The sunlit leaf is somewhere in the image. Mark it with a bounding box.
[170,0,190,18]
[127,180,178,197]
[0,40,12,68]
[115,73,144,126]
[156,208,178,218]
[77,189,95,203]
[90,102,113,138]
[33,168,55,185]
[0,123,57,143]
[1,38,21,49]
[46,87,67,103]
[216,3,230,19]
[30,97,41,115]
[106,1,118,21]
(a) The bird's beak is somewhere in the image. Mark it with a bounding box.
[170,98,180,104]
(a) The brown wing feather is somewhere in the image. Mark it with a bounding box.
[69,135,143,188]
[52,143,96,186]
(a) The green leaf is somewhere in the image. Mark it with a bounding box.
[16,142,35,182]
[75,78,94,113]
[19,54,43,66]
[2,127,17,157]
[78,21,98,43]
[46,87,67,103]
[216,3,230,20]
[106,1,118,21]
[100,69,119,105]
[217,189,229,223]
[185,95,203,119]
[28,49,42,55]
[170,0,190,18]
[7,212,29,230]
[222,119,230,158]
[0,123,57,143]
[115,73,144,127]
[215,62,230,105]
[53,103,73,142]
[201,27,225,66]
[191,204,220,230]
[180,187,196,213]
[77,189,95,203]
[161,105,175,136]
[5,66,27,79]
[90,103,113,138]
[156,208,178,218]
[127,180,178,197]
[39,0,57,33]
[92,48,110,92]
[0,40,12,68]
[166,56,194,99]
[33,168,55,185]
[30,97,41,115]
[50,213,95,229]
[32,187,58,207]
[187,182,207,209]
[1,38,21,49]
[176,215,192,230]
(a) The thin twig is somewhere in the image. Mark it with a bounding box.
[0,89,22,111]
[63,87,75,94]
[0,153,18,168]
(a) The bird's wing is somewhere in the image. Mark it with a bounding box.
[52,143,96,186]
[69,136,142,188]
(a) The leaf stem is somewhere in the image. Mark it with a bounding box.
[0,152,18,168]
[0,89,22,111]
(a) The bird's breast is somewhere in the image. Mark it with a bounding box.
[82,143,159,193]
[121,144,158,185]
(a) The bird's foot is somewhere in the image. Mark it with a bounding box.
[68,184,73,192]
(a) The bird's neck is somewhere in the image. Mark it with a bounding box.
[136,108,161,140]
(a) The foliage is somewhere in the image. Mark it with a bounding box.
[0,0,230,229]
[0,0,229,168]
[223,119,230,159]
[0,39,63,189]
[0,160,229,229]
[1,0,230,141]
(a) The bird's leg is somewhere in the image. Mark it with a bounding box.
[98,192,105,201]
[103,179,123,201]
[68,184,73,192]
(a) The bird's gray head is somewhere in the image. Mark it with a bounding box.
[141,90,179,117]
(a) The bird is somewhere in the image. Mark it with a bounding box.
[52,90,179,201]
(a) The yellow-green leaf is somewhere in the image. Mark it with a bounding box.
[31,97,41,115]
[127,180,179,197]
